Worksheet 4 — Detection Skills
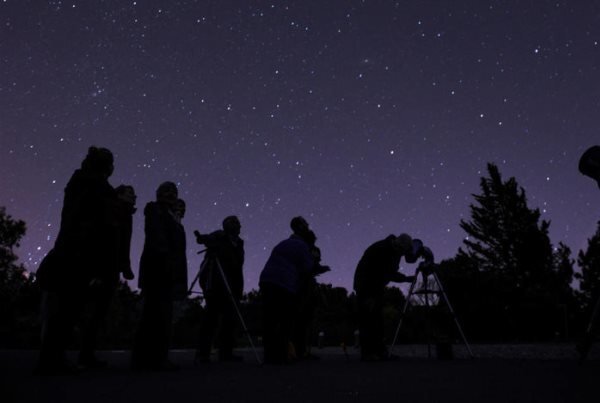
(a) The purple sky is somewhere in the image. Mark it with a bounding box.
[1,0,599,292]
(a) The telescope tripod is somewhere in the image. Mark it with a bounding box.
[390,266,474,358]
[190,251,262,364]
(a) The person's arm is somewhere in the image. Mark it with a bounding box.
[120,214,135,280]
[385,249,415,284]
[389,271,415,283]
[194,230,223,249]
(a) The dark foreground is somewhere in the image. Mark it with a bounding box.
[1,345,598,403]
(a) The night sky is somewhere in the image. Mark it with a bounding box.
[2,0,599,292]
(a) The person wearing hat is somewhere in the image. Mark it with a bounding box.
[353,233,417,362]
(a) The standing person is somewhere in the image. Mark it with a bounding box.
[353,234,416,362]
[78,184,137,368]
[173,198,186,223]
[288,217,330,359]
[194,215,245,362]
[259,225,317,364]
[132,182,188,371]
[36,146,116,375]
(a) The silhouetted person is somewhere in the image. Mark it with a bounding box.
[132,182,188,371]
[579,145,600,188]
[353,233,416,361]
[36,146,116,374]
[577,145,600,360]
[289,217,330,359]
[173,198,186,223]
[259,224,321,364]
[194,216,244,362]
[78,184,137,368]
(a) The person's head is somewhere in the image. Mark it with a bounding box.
[392,233,413,254]
[223,215,241,236]
[579,145,600,188]
[290,216,309,235]
[174,199,186,220]
[405,238,433,264]
[115,184,136,207]
[81,146,114,179]
[156,181,178,206]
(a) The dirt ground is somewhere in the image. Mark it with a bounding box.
[1,345,598,403]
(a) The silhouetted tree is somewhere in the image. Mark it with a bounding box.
[0,206,31,346]
[553,242,575,301]
[576,221,600,311]
[454,163,574,340]
[0,206,26,283]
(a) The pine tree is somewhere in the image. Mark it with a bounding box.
[553,242,575,299]
[0,206,27,293]
[456,163,573,340]
[458,163,556,293]
[0,206,30,346]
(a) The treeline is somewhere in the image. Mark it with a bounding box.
[1,163,600,348]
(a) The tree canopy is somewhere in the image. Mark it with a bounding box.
[440,163,575,340]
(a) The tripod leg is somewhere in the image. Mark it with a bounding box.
[578,294,600,363]
[214,258,262,365]
[424,278,432,359]
[432,272,474,358]
[188,268,201,295]
[389,275,418,357]
[189,250,208,295]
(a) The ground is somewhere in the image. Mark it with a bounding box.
[1,345,598,402]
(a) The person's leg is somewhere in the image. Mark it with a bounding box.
[261,283,284,364]
[196,294,218,361]
[218,294,239,360]
[279,290,298,362]
[155,293,174,367]
[371,294,386,357]
[358,293,383,359]
[292,298,309,359]
[132,291,162,368]
[79,283,114,367]
[37,291,64,371]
